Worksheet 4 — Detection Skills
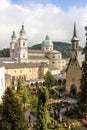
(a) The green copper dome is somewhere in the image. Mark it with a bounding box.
[20,25,26,35]
[11,31,16,40]
[41,35,53,46]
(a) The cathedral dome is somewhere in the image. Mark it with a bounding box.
[41,35,53,46]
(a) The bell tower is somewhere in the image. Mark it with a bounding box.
[10,31,17,59]
[17,25,28,63]
[71,23,79,59]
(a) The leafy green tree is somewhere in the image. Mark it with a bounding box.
[35,87,49,130]
[0,87,27,130]
[78,28,87,114]
[44,71,55,88]
[0,48,10,57]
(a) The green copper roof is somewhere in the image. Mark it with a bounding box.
[20,25,26,35]
[41,35,53,46]
[11,31,16,40]
[71,36,79,42]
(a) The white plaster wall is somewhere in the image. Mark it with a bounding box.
[0,67,5,102]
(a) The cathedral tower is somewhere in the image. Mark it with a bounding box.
[10,31,17,59]
[17,25,28,62]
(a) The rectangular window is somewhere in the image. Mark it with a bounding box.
[23,54,25,58]
[58,56,60,59]
[52,61,55,64]
[23,42,25,46]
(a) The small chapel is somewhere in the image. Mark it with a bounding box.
[66,23,84,98]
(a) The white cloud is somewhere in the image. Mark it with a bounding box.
[0,0,87,49]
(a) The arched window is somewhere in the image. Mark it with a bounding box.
[23,53,25,58]
[23,42,25,46]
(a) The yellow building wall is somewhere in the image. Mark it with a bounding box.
[5,66,48,85]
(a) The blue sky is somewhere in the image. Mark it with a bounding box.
[12,0,87,11]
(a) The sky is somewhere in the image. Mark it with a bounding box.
[0,0,87,49]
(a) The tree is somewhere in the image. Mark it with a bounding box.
[78,26,87,115]
[44,71,55,88]
[17,78,23,94]
[22,88,29,109]
[17,78,29,109]
[0,87,27,130]
[35,87,49,130]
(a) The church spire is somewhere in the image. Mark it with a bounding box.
[73,22,77,37]
[71,22,79,42]
[71,22,79,58]
[11,31,16,40]
[45,35,50,40]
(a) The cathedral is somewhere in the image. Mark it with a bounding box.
[10,24,66,72]
[0,25,66,88]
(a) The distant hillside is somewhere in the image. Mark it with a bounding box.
[0,48,10,57]
[0,42,83,58]
[30,41,83,58]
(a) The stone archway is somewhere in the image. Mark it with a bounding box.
[70,84,77,98]
[58,79,62,86]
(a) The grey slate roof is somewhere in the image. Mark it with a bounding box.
[28,49,45,54]
[28,55,49,60]
[49,65,58,70]
[54,74,66,80]
[1,62,48,69]
[0,57,16,62]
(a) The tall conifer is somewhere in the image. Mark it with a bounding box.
[36,87,49,130]
[0,87,27,130]
[79,26,87,114]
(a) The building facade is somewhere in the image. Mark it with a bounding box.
[10,25,66,72]
[66,23,84,98]
[0,65,5,102]
[4,62,48,87]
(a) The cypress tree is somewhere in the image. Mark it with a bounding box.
[0,87,27,130]
[36,87,49,130]
[79,26,87,114]
[17,78,29,109]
